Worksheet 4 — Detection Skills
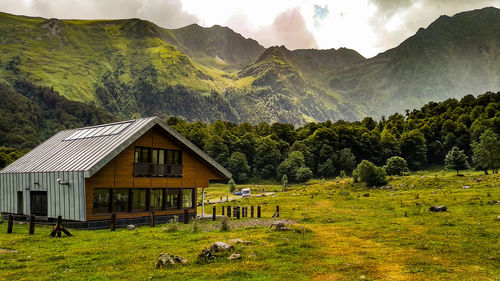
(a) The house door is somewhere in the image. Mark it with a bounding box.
[30,191,48,216]
[17,191,23,214]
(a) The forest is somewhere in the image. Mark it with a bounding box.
[166,91,500,183]
[1,91,499,182]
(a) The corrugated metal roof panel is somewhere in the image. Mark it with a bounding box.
[0,117,232,179]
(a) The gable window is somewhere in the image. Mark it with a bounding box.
[134,146,182,177]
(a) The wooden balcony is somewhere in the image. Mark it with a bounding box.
[133,163,182,177]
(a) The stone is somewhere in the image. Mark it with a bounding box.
[197,242,235,263]
[127,225,136,230]
[155,253,187,268]
[270,221,290,231]
[429,205,447,212]
[362,193,370,197]
[496,216,500,221]
[209,242,235,252]
[462,185,470,189]
[228,252,241,260]
[487,200,499,205]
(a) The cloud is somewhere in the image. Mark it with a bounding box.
[0,0,199,28]
[226,7,319,50]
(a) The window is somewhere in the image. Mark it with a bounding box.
[166,189,180,209]
[115,189,129,212]
[151,189,163,210]
[133,189,148,210]
[167,150,182,165]
[182,189,194,208]
[93,189,110,213]
[135,147,151,163]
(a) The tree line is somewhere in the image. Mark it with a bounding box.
[166,92,500,184]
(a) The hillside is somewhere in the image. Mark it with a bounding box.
[328,7,500,117]
[0,7,498,126]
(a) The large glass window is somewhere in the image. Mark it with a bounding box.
[166,189,179,209]
[133,189,147,210]
[93,189,110,213]
[151,189,163,210]
[182,189,193,208]
[135,147,151,163]
[115,189,129,212]
[167,150,182,164]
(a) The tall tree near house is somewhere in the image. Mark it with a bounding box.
[445,146,470,175]
[472,129,500,174]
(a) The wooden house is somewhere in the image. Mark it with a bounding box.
[0,117,231,228]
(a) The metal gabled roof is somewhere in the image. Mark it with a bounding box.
[1,117,232,179]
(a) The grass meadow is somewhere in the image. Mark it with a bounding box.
[0,170,499,280]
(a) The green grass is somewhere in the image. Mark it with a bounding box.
[1,170,499,280]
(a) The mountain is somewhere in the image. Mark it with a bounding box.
[0,7,498,129]
[328,7,500,117]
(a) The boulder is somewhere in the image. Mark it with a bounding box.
[209,242,234,252]
[127,225,136,230]
[270,222,290,231]
[197,242,235,263]
[429,205,447,212]
[362,193,370,197]
[228,252,241,260]
[155,253,187,268]
[462,185,470,189]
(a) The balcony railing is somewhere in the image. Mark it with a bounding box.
[134,163,182,177]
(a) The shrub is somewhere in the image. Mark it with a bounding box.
[355,160,387,187]
[220,217,229,232]
[228,179,236,193]
[296,167,313,182]
[281,174,288,188]
[384,156,409,176]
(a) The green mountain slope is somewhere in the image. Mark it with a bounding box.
[328,7,500,117]
[0,7,498,126]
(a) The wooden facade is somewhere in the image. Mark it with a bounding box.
[85,125,224,221]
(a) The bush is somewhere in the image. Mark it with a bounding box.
[296,167,313,182]
[228,179,236,193]
[281,174,288,188]
[384,156,409,176]
[355,160,387,187]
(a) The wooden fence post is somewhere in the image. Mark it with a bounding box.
[150,211,155,227]
[236,207,240,220]
[276,206,280,217]
[29,215,35,235]
[212,206,216,221]
[251,206,254,218]
[184,209,189,224]
[110,213,116,231]
[257,206,261,218]
[7,214,13,234]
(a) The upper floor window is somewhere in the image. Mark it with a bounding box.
[134,146,182,177]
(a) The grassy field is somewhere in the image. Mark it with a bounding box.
[0,170,499,280]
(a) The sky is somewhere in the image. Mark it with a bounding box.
[0,0,498,58]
